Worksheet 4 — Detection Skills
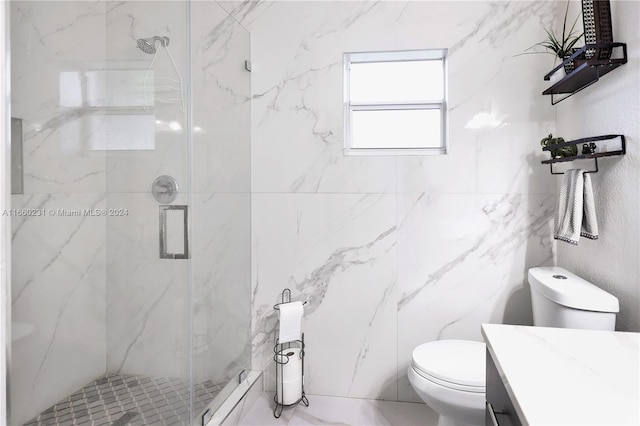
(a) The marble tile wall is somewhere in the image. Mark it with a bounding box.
[10,2,108,423]
[228,0,558,401]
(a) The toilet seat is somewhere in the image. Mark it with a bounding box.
[411,340,486,393]
[412,366,484,393]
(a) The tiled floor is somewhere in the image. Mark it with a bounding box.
[24,374,222,426]
[238,393,439,426]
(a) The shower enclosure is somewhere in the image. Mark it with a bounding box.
[8,1,251,424]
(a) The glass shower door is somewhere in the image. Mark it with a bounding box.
[9,0,251,424]
[9,1,195,424]
[103,0,195,424]
[189,0,252,420]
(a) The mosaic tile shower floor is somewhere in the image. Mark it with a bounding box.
[24,374,222,426]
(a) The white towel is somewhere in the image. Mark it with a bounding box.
[581,172,599,239]
[554,169,598,245]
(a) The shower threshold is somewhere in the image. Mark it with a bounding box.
[24,374,223,426]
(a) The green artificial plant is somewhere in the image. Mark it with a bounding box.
[521,2,584,61]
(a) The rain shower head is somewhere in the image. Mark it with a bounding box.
[136,36,170,54]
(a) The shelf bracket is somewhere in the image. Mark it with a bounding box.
[550,74,601,105]
[543,43,627,105]
[549,157,598,175]
[542,134,624,175]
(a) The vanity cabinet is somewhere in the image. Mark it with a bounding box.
[482,324,639,425]
[485,349,522,426]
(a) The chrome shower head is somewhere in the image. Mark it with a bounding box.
[137,38,157,54]
[136,36,170,54]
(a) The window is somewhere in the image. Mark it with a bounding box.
[343,49,448,155]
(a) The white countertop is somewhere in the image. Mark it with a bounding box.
[482,324,640,426]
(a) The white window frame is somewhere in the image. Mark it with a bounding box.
[343,49,448,156]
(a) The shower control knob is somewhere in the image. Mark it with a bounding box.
[152,175,179,204]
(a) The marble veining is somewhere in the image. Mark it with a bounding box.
[11,193,107,424]
[449,2,550,54]
[252,193,397,399]
[191,193,252,384]
[313,1,383,40]
[114,279,174,375]
[253,222,395,346]
[248,0,556,403]
[216,1,274,28]
[105,192,190,379]
[399,194,555,310]
[200,15,244,73]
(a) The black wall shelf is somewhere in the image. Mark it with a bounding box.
[542,43,627,105]
[541,134,625,174]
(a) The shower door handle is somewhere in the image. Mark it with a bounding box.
[11,117,24,194]
[159,205,189,259]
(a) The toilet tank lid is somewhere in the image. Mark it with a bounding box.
[528,267,619,313]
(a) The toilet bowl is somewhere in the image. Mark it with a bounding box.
[408,267,620,426]
[408,340,485,426]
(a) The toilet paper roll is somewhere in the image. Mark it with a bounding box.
[280,347,302,382]
[278,301,303,344]
[276,347,303,405]
[278,376,302,405]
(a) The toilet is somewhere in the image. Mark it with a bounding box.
[408,266,620,426]
[408,340,485,426]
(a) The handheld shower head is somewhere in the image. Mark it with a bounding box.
[136,36,170,54]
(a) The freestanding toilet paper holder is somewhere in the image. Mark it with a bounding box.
[273,289,309,418]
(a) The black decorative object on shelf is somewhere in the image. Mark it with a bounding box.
[582,0,613,60]
[542,42,627,104]
[541,133,577,158]
[582,143,597,155]
[541,134,625,174]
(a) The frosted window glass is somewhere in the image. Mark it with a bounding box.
[350,60,443,103]
[351,109,441,149]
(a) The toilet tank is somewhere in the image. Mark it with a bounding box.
[528,267,619,331]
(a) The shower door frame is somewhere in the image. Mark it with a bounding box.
[1,0,10,424]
